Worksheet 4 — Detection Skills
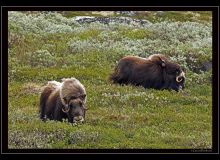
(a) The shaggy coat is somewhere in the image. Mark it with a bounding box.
[109,54,185,91]
[39,78,88,123]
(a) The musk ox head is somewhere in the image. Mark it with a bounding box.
[162,59,186,91]
[108,54,186,92]
[167,67,186,91]
[60,78,89,123]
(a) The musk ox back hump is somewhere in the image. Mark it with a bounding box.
[108,54,185,91]
[60,78,86,106]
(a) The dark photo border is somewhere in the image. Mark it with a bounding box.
[1,6,219,154]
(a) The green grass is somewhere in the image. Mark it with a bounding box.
[8,11,212,149]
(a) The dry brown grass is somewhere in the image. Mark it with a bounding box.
[21,82,45,95]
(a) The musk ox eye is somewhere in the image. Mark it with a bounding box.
[70,96,77,99]
[176,70,180,75]
[80,94,86,99]
[63,97,67,103]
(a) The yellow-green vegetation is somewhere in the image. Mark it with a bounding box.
[135,11,212,24]
[8,11,212,149]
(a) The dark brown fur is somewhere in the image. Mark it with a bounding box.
[108,54,185,91]
[39,78,87,123]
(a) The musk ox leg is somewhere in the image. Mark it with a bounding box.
[39,105,45,120]
[39,103,50,121]
[160,81,173,91]
[109,73,122,84]
[54,104,68,122]
[161,81,180,92]
[39,110,49,122]
[41,107,53,121]
[109,72,127,85]
[39,83,57,120]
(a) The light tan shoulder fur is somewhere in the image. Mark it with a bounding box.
[60,77,86,105]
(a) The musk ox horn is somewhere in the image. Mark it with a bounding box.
[62,104,70,113]
[176,72,185,82]
[176,76,183,82]
[83,105,90,110]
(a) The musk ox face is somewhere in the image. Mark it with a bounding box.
[39,78,89,125]
[60,78,90,124]
[108,54,185,92]
[62,94,88,123]
[169,69,186,92]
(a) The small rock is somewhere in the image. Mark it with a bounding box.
[125,11,137,16]
[157,11,166,17]
[72,16,94,21]
[71,16,152,26]
[114,11,137,16]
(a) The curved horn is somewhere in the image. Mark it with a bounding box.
[83,105,90,110]
[176,76,183,82]
[62,104,70,113]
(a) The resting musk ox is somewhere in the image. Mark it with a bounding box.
[39,77,89,124]
[108,54,185,91]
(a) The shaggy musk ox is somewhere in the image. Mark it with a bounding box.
[109,54,185,91]
[39,77,89,124]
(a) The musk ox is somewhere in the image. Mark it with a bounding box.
[39,77,89,124]
[108,54,185,92]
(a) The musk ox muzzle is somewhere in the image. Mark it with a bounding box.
[62,96,90,124]
[108,54,186,91]
[73,116,84,123]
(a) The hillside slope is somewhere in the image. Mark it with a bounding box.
[8,11,212,149]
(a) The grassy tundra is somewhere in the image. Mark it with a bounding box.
[8,11,212,149]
